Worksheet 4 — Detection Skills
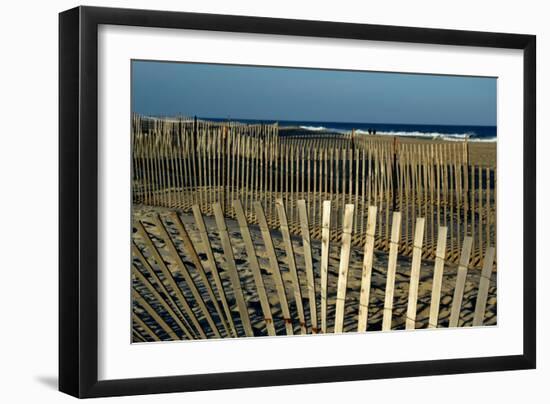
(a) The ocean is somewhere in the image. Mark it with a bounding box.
[203,117,496,142]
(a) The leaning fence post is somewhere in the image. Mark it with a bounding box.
[357,206,377,332]
[168,212,232,337]
[382,212,402,331]
[190,205,238,337]
[234,200,277,336]
[297,200,318,333]
[405,217,426,330]
[132,264,194,340]
[428,226,448,328]
[254,201,294,336]
[320,201,332,333]
[132,242,199,339]
[334,204,355,333]
[473,247,496,326]
[153,214,223,337]
[132,288,180,341]
[135,221,208,338]
[276,198,307,334]
[212,203,255,337]
[449,236,473,327]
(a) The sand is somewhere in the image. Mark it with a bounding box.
[279,127,496,167]
[392,135,496,167]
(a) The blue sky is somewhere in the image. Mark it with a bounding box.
[132,60,496,126]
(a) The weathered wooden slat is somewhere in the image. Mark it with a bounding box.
[135,222,208,338]
[297,200,318,333]
[132,242,199,338]
[132,328,148,343]
[320,200,331,334]
[152,214,222,337]
[132,313,161,342]
[254,201,294,335]
[234,200,276,336]
[486,167,491,251]
[132,288,180,340]
[335,148,340,231]
[334,204,355,333]
[357,206,378,332]
[312,149,318,231]
[132,264,194,340]
[473,247,496,326]
[190,205,237,337]
[470,165,475,258]
[212,203,255,337]
[478,166,483,252]
[449,236,473,327]
[428,226,448,328]
[276,198,307,334]
[382,212,402,331]
[405,217,426,330]
[354,148,360,236]
[360,148,367,243]
[168,211,231,337]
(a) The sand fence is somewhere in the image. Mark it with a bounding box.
[132,115,496,269]
[132,198,496,341]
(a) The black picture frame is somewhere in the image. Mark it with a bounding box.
[59,6,536,398]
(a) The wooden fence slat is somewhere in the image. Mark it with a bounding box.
[153,215,222,338]
[357,206,377,332]
[234,200,277,336]
[473,247,496,326]
[486,167,491,251]
[132,242,199,339]
[405,217,426,330]
[297,200,318,333]
[254,201,294,336]
[212,203,255,337]
[314,146,320,218]
[168,212,232,337]
[132,288,180,340]
[360,148,367,243]
[133,312,161,342]
[428,226,448,328]
[276,198,307,334]
[382,212,402,331]
[478,166,483,252]
[334,204,355,333]
[320,200,331,333]
[449,236,474,327]
[190,205,238,337]
[135,221,208,338]
[132,264,194,340]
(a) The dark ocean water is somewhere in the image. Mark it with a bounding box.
[203,117,496,142]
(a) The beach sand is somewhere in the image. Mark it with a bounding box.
[393,135,496,167]
[279,127,496,167]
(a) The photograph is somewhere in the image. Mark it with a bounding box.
[130,61,497,341]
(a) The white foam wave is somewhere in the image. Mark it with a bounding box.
[299,125,352,134]
[362,130,496,142]
[299,125,327,131]
[297,126,496,142]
